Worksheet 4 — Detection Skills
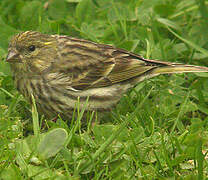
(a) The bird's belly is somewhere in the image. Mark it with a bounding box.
[15,77,130,118]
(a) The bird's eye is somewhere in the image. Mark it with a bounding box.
[28,45,36,52]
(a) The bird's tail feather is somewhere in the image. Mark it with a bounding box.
[131,63,208,86]
[151,64,208,75]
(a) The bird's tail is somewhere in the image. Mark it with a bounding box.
[151,64,208,75]
[131,59,208,85]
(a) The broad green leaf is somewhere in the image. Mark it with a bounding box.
[37,128,68,160]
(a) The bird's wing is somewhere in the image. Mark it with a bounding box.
[49,36,168,90]
[50,36,208,90]
[70,56,155,90]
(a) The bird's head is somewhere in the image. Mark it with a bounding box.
[6,31,58,74]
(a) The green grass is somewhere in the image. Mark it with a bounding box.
[1,0,208,179]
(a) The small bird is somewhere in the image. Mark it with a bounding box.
[6,31,208,119]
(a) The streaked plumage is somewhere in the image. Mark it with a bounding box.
[6,31,208,119]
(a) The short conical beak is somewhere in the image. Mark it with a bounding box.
[6,50,21,62]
